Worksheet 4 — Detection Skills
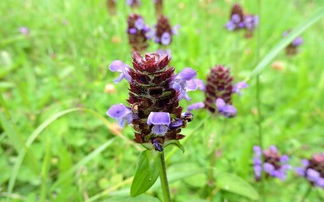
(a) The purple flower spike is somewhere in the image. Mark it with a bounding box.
[296,154,324,188]
[233,81,248,94]
[188,102,205,111]
[161,32,171,45]
[109,60,131,83]
[147,112,171,136]
[106,104,133,127]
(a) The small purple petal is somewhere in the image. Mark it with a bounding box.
[264,163,275,174]
[233,82,248,94]
[215,98,226,109]
[152,125,169,135]
[147,112,171,125]
[106,104,133,127]
[295,167,305,176]
[231,14,241,23]
[172,24,181,35]
[225,21,235,31]
[302,159,309,167]
[177,68,197,81]
[316,178,324,188]
[153,139,163,151]
[280,155,289,163]
[306,169,320,182]
[253,146,262,157]
[254,165,262,177]
[219,105,237,117]
[269,145,278,153]
[106,104,130,119]
[109,60,127,72]
[186,79,205,91]
[161,32,171,45]
[135,18,145,30]
[109,60,131,83]
[169,119,183,129]
[128,28,137,34]
[292,37,303,47]
[188,102,205,111]
[253,157,262,165]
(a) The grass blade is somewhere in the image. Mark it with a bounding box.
[246,7,324,80]
[50,138,115,190]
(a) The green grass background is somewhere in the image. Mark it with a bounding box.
[1,0,324,201]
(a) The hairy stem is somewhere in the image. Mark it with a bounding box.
[159,152,171,202]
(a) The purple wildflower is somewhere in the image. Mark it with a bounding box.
[107,51,194,151]
[127,14,151,52]
[253,145,290,181]
[295,153,324,189]
[154,15,175,46]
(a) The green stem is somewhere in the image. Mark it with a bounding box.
[256,0,265,201]
[159,152,171,202]
[300,185,312,202]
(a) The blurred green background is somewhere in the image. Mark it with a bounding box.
[1,0,323,201]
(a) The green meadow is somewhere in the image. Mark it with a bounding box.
[1,0,323,201]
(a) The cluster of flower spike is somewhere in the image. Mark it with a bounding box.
[283,31,304,56]
[188,65,247,118]
[296,153,324,188]
[253,146,291,181]
[127,14,151,52]
[154,15,175,46]
[107,51,199,151]
[225,4,258,37]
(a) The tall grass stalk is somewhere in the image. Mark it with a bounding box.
[255,0,265,201]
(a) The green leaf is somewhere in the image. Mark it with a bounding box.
[165,140,185,153]
[105,195,160,202]
[215,172,259,201]
[130,150,160,197]
[246,7,324,80]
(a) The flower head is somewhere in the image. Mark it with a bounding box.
[154,15,175,46]
[200,65,246,117]
[295,153,324,189]
[127,14,151,52]
[225,4,258,38]
[253,145,290,181]
[107,51,194,151]
[283,31,303,56]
